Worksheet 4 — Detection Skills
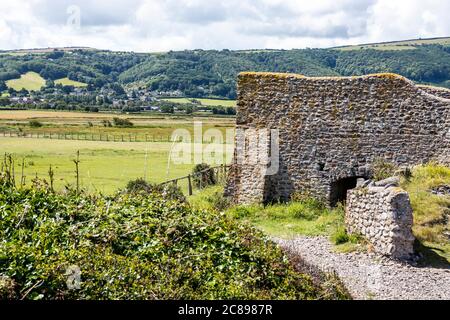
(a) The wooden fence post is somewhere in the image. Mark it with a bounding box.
[188,175,193,196]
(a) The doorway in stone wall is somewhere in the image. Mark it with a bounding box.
[329,177,361,207]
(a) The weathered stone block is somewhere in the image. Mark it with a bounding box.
[346,182,415,260]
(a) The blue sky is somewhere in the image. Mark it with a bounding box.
[0,0,449,51]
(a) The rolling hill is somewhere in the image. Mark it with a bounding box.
[333,36,450,51]
[1,37,449,99]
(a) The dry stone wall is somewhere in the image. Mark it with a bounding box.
[226,72,450,205]
[346,177,415,260]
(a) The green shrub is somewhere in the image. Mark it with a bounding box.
[101,119,112,127]
[158,183,186,202]
[206,191,231,211]
[28,120,43,128]
[113,117,134,127]
[228,205,259,219]
[192,163,217,189]
[330,226,364,245]
[125,178,186,202]
[126,177,153,193]
[0,179,326,300]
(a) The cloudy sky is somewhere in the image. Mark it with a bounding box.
[0,0,449,52]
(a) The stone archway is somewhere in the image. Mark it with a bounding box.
[329,177,361,207]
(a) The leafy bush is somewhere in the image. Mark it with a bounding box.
[28,120,43,128]
[206,191,231,212]
[112,117,134,127]
[125,178,186,202]
[192,163,217,189]
[101,119,112,127]
[228,205,260,219]
[126,177,153,193]
[0,179,328,300]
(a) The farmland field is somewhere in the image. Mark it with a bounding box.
[162,97,236,107]
[334,36,450,51]
[0,110,235,194]
[54,77,88,87]
[5,71,46,91]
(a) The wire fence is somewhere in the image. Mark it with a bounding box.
[0,130,232,144]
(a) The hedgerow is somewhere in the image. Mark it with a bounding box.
[0,178,325,300]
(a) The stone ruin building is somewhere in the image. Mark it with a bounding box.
[225,72,450,206]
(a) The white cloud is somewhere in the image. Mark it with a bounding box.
[0,0,448,51]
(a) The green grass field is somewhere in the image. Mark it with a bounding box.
[0,110,235,138]
[54,77,88,87]
[0,110,235,194]
[162,98,236,107]
[0,137,231,194]
[334,37,450,51]
[5,72,46,91]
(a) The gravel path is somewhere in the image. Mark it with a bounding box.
[275,236,450,300]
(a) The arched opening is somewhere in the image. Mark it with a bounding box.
[329,177,361,207]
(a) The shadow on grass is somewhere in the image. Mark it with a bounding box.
[414,241,450,269]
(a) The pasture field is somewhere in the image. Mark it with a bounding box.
[337,45,417,51]
[0,110,235,194]
[162,97,236,107]
[5,71,46,91]
[54,77,88,87]
[0,137,232,194]
[334,37,450,51]
[0,110,235,139]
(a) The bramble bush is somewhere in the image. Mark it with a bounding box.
[0,176,335,300]
[192,163,217,189]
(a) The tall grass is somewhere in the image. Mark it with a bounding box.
[401,164,450,254]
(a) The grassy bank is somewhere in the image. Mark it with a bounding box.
[189,186,363,254]
[401,164,450,264]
